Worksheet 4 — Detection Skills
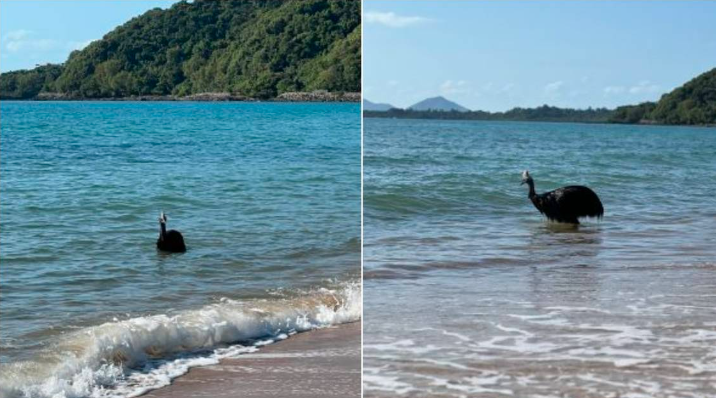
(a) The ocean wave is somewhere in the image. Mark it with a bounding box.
[364,186,522,219]
[364,257,529,280]
[0,281,361,398]
[365,192,462,217]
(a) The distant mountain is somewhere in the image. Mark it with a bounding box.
[364,99,397,111]
[409,96,469,112]
[0,0,360,100]
[366,68,715,126]
[611,68,716,125]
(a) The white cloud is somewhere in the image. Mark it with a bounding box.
[364,11,431,28]
[544,81,564,94]
[2,30,93,54]
[67,39,93,51]
[603,81,661,97]
[6,38,56,52]
[473,82,516,97]
[3,30,54,52]
[499,83,516,93]
[3,30,57,53]
[3,29,32,41]
[440,80,471,96]
[629,80,660,94]
[603,85,626,95]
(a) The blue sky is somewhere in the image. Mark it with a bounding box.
[0,0,178,72]
[364,1,716,111]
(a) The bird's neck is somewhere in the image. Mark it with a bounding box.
[527,180,536,198]
[160,222,167,239]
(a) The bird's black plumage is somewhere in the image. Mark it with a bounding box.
[157,212,186,252]
[522,171,603,224]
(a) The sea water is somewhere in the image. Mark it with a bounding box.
[0,102,361,397]
[363,118,716,397]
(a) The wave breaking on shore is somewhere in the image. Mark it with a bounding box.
[0,281,361,398]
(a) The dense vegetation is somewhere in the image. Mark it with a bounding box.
[365,105,614,123]
[611,68,716,125]
[0,64,63,100]
[609,101,657,124]
[0,0,360,99]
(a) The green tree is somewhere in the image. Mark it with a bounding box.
[0,0,361,99]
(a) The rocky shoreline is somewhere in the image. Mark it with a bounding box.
[274,91,360,102]
[21,91,360,103]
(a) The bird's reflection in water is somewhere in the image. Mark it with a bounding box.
[525,222,605,308]
[526,221,604,265]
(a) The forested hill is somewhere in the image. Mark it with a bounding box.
[611,68,716,125]
[0,0,360,100]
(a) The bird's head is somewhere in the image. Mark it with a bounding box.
[159,211,167,224]
[520,170,533,186]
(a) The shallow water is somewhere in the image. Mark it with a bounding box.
[0,102,360,397]
[363,118,716,397]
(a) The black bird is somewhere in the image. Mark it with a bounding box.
[521,170,604,224]
[157,212,186,252]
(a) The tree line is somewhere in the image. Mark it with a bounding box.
[365,68,716,126]
[364,105,613,124]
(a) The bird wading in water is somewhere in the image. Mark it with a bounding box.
[157,211,186,252]
[521,170,604,225]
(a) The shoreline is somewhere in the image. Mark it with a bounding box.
[363,115,716,128]
[1,91,360,103]
[142,322,361,398]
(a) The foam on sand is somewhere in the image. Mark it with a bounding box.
[0,282,361,398]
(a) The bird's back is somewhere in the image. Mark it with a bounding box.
[157,229,186,252]
[533,185,603,223]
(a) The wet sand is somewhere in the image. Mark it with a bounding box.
[143,322,361,398]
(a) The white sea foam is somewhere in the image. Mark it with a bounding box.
[544,306,612,314]
[422,374,515,396]
[0,282,361,398]
[363,370,416,395]
[364,339,440,355]
[440,330,471,342]
[495,324,533,336]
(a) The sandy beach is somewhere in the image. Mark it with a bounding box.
[143,322,361,398]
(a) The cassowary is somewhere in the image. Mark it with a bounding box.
[521,170,603,224]
[157,212,186,252]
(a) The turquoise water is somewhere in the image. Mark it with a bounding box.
[0,102,360,397]
[363,118,716,397]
